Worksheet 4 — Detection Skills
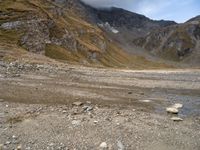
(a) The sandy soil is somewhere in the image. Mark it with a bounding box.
[0,61,200,150]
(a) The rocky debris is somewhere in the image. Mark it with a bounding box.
[99,142,108,149]
[171,117,183,121]
[0,21,23,30]
[166,107,179,114]
[72,101,83,106]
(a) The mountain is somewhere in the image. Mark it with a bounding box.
[0,0,199,68]
[0,0,171,69]
[95,7,176,38]
[133,16,200,65]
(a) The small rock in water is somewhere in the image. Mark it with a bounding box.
[166,107,179,114]
[72,101,83,106]
[117,141,125,150]
[171,117,183,121]
[173,103,183,109]
[100,142,108,149]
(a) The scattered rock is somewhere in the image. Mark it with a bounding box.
[139,99,151,103]
[71,120,81,126]
[5,141,11,145]
[100,142,108,149]
[12,135,17,139]
[16,145,22,150]
[86,101,92,104]
[166,107,179,114]
[93,120,98,124]
[0,144,3,150]
[62,110,67,113]
[173,103,183,109]
[117,141,125,150]
[83,105,93,112]
[48,143,54,147]
[72,101,83,106]
[171,117,183,121]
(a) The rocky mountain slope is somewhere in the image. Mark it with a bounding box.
[133,16,200,65]
[95,7,176,38]
[0,0,170,69]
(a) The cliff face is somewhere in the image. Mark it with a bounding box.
[133,17,200,64]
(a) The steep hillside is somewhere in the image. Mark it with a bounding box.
[133,16,200,65]
[0,0,170,69]
[95,7,176,38]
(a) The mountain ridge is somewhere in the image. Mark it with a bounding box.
[0,0,199,68]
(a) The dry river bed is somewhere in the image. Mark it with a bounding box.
[0,61,200,150]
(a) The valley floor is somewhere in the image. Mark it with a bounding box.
[0,61,200,150]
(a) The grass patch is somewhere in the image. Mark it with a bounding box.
[45,44,80,62]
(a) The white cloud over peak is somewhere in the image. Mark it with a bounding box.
[81,0,200,22]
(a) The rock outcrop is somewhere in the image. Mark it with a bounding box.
[133,17,200,65]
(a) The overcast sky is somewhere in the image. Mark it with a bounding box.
[81,0,200,23]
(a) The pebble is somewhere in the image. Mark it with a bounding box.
[0,144,3,150]
[100,142,108,149]
[5,141,11,145]
[128,91,132,94]
[171,117,183,121]
[62,110,67,113]
[173,103,183,109]
[139,99,151,103]
[83,106,93,112]
[93,120,98,124]
[71,120,81,126]
[166,107,179,114]
[0,99,4,102]
[72,101,83,106]
[16,145,22,150]
[117,141,125,150]
[12,135,17,139]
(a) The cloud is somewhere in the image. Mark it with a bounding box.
[81,0,200,22]
[81,0,134,9]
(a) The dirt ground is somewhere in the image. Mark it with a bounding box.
[0,61,200,150]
